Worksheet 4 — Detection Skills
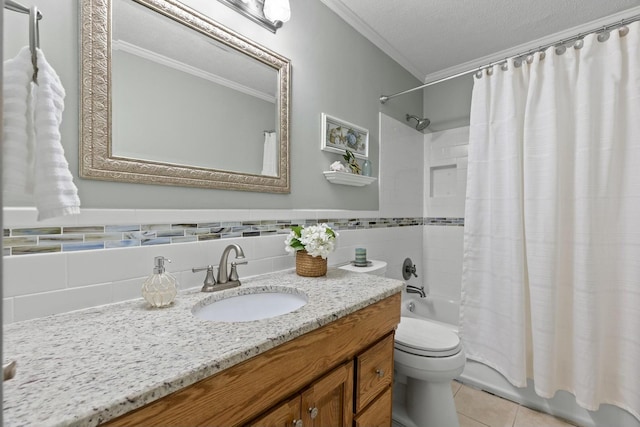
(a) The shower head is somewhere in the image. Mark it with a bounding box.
[406,114,430,131]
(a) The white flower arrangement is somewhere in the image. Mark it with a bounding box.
[284,223,338,259]
[329,160,349,173]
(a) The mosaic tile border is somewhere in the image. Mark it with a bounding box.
[1,217,467,257]
[426,217,465,226]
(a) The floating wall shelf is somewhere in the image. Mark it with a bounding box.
[323,171,377,187]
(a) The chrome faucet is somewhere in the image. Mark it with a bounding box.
[192,244,248,292]
[217,244,248,286]
[406,284,427,298]
[191,265,218,292]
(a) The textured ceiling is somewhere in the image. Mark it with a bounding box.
[323,0,640,81]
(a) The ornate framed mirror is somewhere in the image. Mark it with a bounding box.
[80,0,291,193]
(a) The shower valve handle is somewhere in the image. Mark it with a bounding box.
[402,257,418,280]
[407,265,418,278]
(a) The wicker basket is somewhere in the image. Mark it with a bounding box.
[296,250,327,277]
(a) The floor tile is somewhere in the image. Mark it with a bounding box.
[459,412,489,427]
[454,385,518,427]
[513,406,577,427]
[452,380,463,396]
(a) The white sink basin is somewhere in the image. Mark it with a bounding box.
[193,290,308,322]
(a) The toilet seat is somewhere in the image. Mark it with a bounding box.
[395,316,462,357]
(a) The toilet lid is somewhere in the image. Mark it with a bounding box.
[395,316,461,357]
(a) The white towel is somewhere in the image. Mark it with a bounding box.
[261,131,278,176]
[3,47,34,197]
[2,47,81,221]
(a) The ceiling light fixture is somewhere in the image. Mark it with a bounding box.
[263,0,290,24]
[218,0,290,33]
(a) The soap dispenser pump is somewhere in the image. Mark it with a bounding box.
[142,256,178,308]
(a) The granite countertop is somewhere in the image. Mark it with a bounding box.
[3,268,403,427]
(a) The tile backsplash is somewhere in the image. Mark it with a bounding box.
[2,211,461,323]
[2,217,432,257]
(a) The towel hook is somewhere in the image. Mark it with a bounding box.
[29,5,40,83]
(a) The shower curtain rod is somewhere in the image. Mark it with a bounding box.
[380,13,640,104]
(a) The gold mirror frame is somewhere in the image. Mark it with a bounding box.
[80,0,291,193]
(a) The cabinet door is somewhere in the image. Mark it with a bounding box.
[354,386,392,427]
[248,395,301,427]
[301,362,354,427]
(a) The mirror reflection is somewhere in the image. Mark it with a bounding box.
[79,0,291,192]
[112,0,278,175]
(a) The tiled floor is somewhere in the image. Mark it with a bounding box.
[452,381,579,427]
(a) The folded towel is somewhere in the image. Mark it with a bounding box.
[2,47,80,221]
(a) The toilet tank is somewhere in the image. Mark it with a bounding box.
[338,260,387,276]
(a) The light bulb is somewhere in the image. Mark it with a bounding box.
[263,0,290,23]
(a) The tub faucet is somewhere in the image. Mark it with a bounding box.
[406,284,426,298]
[217,244,248,285]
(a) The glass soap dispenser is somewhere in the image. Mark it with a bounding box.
[142,256,178,308]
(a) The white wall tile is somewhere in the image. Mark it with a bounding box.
[13,283,114,322]
[112,276,147,303]
[273,254,295,272]
[3,253,67,297]
[66,246,153,288]
[4,298,15,323]
[425,126,470,218]
[379,113,424,218]
[423,226,464,300]
[251,234,289,260]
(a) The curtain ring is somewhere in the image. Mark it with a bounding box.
[555,44,566,55]
[574,38,584,49]
[474,69,483,79]
[619,25,629,37]
[486,66,494,76]
[597,26,610,42]
[501,61,509,71]
[539,51,546,61]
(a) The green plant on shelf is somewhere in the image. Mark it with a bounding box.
[343,149,361,175]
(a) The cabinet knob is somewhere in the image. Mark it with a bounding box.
[293,419,303,427]
[308,407,318,419]
[375,368,385,378]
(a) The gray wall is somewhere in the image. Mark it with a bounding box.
[423,74,474,132]
[3,0,422,210]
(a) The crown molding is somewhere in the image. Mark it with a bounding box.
[112,39,277,103]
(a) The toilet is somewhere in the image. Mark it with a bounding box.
[339,260,465,427]
[394,316,465,427]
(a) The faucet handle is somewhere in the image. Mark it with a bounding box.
[192,265,217,292]
[228,260,248,283]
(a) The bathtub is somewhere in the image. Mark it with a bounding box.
[400,292,640,427]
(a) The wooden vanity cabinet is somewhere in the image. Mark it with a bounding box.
[247,394,301,427]
[104,293,400,427]
[354,387,392,427]
[249,361,354,427]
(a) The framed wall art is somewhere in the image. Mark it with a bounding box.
[321,113,369,159]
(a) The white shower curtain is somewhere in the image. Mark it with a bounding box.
[461,21,640,420]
